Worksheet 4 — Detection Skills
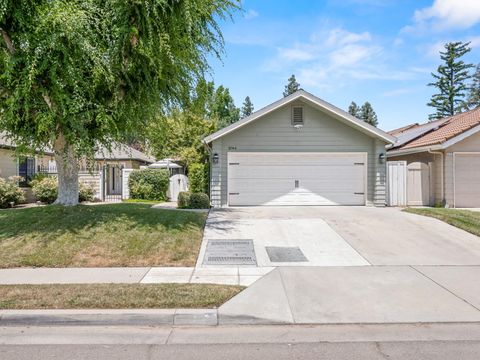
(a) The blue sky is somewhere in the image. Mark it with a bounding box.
[208,0,480,131]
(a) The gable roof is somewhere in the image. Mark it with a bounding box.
[389,107,480,152]
[203,90,396,144]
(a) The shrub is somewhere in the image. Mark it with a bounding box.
[128,169,169,201]
[0,176,25,208]
[177,191,191,209]
[188,163,206,194]
[79,183,95,202]
[31,177,58,204]
[189,192,210,209]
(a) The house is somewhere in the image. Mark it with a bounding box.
[387,107,480,207]
[203,90,395,207]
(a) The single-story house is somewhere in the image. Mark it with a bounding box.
[203,90,396,207]
[387,107,480,207]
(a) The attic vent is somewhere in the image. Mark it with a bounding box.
[292,106,304,126]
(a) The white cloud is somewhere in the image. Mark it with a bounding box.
[406,0,480,32]
[244,9,259,20]
[278,46,315,61]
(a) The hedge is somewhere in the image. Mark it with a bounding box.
[177,191,210,209]
[0,176,25,208]
[128,169,169,201]
[188,163,205,194]
[31,177,95,204]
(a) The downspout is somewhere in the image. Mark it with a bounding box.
[428,149,444,206]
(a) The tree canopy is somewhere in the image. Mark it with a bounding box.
[466,63,480,110]
[283,74,300,97]
[359,102,378,127]
[348,101,361,118]
[0,0,238,204]
[427,41,474,120]
[241,96,254,118]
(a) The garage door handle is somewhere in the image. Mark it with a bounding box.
[229,192,239,195]
[354,192,364,195]
[229,162,240,165]
[354,162,364,165]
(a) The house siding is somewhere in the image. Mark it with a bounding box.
[0,148,17,179]
[210,100,388,207]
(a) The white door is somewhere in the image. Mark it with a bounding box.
[454,153,480,208]
[406,162,430,206]
[387,161,407,206]
[227,152,366,206]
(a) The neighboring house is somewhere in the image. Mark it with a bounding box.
[203,90,395,207]
[387,107,480,207]
[0,132,155,191]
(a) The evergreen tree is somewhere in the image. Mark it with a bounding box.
[466,63,480,110]
[359,102,378,127]
[283,74,301,97]
[428,41,474,120]
[348,101,361,118]
[241,96,254,118]
[213,86,240,128]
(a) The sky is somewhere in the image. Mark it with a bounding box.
[208,0,480,131]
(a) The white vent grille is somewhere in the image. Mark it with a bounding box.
[292,106,304,125]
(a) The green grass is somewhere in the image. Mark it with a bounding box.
[404,208,480,237]
[122,199,164,204]
[0,203,207,268]
[0,284,244,309]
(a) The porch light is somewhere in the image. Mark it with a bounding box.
[213,153,219,164]
[379,152,386,163]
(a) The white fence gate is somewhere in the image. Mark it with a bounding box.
[387,161,407,206]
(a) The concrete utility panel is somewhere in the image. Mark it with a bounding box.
[266,247,308,262]
[203,240,257,266]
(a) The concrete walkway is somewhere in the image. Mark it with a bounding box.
[219,266,480,324]
[0,267,274,286]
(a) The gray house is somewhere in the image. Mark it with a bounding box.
[203,90,395,207]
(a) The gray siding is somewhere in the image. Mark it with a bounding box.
[210,100,388,207]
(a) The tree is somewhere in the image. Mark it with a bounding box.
[427,41,474,120]
[0,0,237,205]
[241,96,254,118]
[466,63,480,110]
[283,74,300,97]
[359,102,378,127]
[348,101,361,118]
[213,86,240,128]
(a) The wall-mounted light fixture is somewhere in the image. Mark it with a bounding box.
[293,124,304,130]
[378,152,386,163]
[212,153,219,164]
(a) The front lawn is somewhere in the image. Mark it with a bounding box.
[0,204,207,268]
[404,208,480,237]
[0,284,243,309]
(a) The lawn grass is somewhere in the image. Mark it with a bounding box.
[122,199,164,204]
[0,284,243,309]
[404,208,480,237]
[0,203,207,268]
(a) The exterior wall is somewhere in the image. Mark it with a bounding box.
[210,100,388,207]
[0,148,17,179]
[444,131,480,207]
[78,172,102,200]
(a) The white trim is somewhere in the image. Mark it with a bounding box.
[441,124,480,149]
[204,90,395,144]
[387,145,441,157]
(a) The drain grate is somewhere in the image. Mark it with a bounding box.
[203,239,257,265]
[266,246,308,262]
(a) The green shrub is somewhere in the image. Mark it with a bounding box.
[0,176,25,208]
[128,169,169,201]
[188,163,206,194]
[189,192,210,209]
[79,183,95,202]
[31,177,58,204]
[177,191,191,209]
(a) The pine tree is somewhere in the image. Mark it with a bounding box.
[241,96,254,118]
[428,41,474,120]
[359,102,378,127]
[466,63,480,110]
[283,74,301,97]
[348,101,361,118]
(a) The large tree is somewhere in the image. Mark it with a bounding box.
[283,74,300,97]
[213,86,240,128]
[348,101,361,118]
[359,102,378,127]
[241,96,254,118]
[465,63,480,110]
[427,41,474,120]
[0,0,237,205]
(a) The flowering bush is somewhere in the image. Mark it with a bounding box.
[0,176,25,208]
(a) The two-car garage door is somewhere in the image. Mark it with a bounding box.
[227,152,366,206]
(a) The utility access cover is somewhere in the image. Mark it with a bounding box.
[203,239,257,265]
[266,246,308,262]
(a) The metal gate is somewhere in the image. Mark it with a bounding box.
[102,164,123,202]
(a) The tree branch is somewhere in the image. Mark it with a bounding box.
[1,29,15,54]
[42,94,53,110]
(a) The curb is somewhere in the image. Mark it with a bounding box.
[0,309,218,327]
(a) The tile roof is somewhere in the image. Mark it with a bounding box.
[392,107,480,150]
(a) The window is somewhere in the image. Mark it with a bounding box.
[18,157,35,186]
[291,106,304,126]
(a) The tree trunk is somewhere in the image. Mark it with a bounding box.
[53,133,79,206]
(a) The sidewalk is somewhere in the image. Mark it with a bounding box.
[0,267,275,286]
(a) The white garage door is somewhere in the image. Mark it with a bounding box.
[454,153,480,208]
[227,152,366,206]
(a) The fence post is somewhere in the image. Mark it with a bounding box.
[122,169,133,200]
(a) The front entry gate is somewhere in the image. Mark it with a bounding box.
[103,164,123,202]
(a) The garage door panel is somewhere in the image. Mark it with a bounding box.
[455,154,480,208]
[228,152,366,206]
